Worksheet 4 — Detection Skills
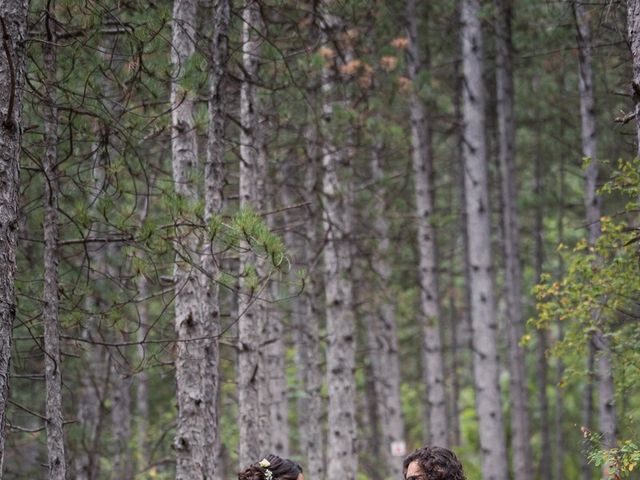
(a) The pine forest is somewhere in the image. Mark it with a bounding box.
[1,0,640,479]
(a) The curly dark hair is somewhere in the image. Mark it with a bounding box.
[402,446,466,480]
[238,454,303,480]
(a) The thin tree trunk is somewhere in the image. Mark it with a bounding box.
[555,123,567,480]
[292,126,324,480]
[454,45,472,446]
[533,73,553,480]
[320,11,357,479]
[196,0,229,476]
[237,0,267,467]
[628,0,640,157]
[266,296,288,456]
[461,1,509,478]
[360,327,382,480]
[447,284,461,447]
[111,364,133,480]
[0,0,28,473]
[366,143,405,478]
[41,8,67,478]
[572,0,617,458]
[171,0,218,475]
[135,275,150,471]
[75,164,109,480]
[494,1,533,478]
[267,178,289,456]
[406,0,448,447]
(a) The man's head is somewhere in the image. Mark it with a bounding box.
[403,446,466,480]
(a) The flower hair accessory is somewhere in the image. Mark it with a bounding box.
[258,458,273,480]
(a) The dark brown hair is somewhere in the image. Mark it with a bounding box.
[403,446,466,480]
[238,454,303,480]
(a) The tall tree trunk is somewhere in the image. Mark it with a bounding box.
[266,292,288,457]
[111,363,133,480]
[41,8,67,478]
[0,0,28,473]
[171,0,218,476]
[628,0,640,157]
[572,0,617,460]
[266,176,289,456]
[494,1,533,478]
[460,1,509,478]
[237,0,267,467]
[454,46,472,448]
[196,0,229,476]
[292,127,324,480]
[555,140,567,480]
[135,275,150,471]
[533,73,553,480]
[320,12,357,479]
[366,143,405,477]
[406,0,448,447]
[75,152,109,480]
[361,337,382,480]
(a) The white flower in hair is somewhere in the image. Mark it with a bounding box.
[258,459,273,480]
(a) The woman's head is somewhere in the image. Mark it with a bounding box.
[403,446,466,480]
[238,454,304,480]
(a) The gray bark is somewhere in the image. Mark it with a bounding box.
[265,298,288,456]
[135,275,150,471]
[195,0,229,476]
[406,0,448,447]
[292,127,324,480]
[171,0,218,475]
[366,144,405,478]
[628,0,640,157]
[533,74,552,480]
[237,0,267,467]
[111,363,133,480]
[494,1,533,478]
[573,0,617,456]
[452,49,470,449]
[460,1,509,478]
[41,11,67,479]
[76,185,108,479]
[75,344,107,480]
[266,175,288,457]
[320,11,357,479]
[0,0,28,473]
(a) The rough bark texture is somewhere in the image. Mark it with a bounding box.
[237,0,267,468]
[266,176,289,457]
[406,0,448,447]
[292,127,324,480]
[0,0,27,476]
[494,1,533,479]
[265,294,288,456]
[629,0,640,157]
[171,0,218,476]
[321,12,357,480]
[461,1,509,478]
[573,0,617,456]
[0,0,28,473]
[41,13,67,479]
[366,144,405,478]
[194,0,228,475]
